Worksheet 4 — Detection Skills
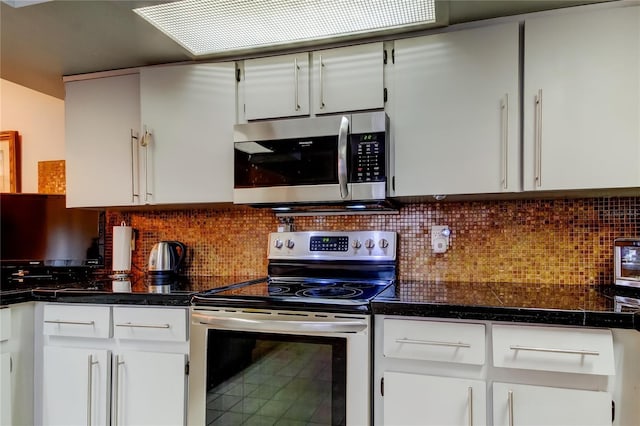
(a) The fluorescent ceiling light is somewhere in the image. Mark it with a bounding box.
[134,0,436,56]
[2,0,51,7]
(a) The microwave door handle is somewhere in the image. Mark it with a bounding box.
[338,115,349,199]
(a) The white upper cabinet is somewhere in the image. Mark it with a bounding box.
[140,62,236,204]
[312,42,385,114]
[241,42,385,120]
[65,74,142,208]
[244,53,310,120]
[523,5,640,191]
[391,22,521,197]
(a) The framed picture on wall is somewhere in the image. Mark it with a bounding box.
[0,130,20,193]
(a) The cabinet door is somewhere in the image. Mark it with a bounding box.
[43,347,110,426]
[384,372,486,426]
[523,5,640,191]
[113,351,187,426]
[392,22,520,197]
[0,352,10,426]
[140,62,236,204]
[312,42,384,114]
[493,382,612,426]
[65,74,142,207]
[244,53,310,120]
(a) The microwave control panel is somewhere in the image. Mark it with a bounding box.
[350,131,386,183]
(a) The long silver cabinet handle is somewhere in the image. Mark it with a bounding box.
[130,129,139,202]
[468,386,473,426]
[115,322,170,329]
[508,390,514,426]
[86,355,98,426]
[395,338,471,348]
[294,58,300,111]
[534,89,543,187]
[510,345,599,356]
[337,115,350,200]
[500,94,509,190]
[113,355,125,426]
[141,127,152,202]
[319,55,325,109]
[45,320,95,326]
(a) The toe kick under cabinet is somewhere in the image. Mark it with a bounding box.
[36,303,189,426]
[374,317,617,426]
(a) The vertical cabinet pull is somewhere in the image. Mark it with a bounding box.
[508,390,514,426]
[113,355,125,426]
[500,94,509,190]
[86,355,98,426]
[467,386,473,426]
[534,89,543,187]
[319,55,325,109]
[141,128,152,202]
[294,58,300,111]
[130,129,139,203]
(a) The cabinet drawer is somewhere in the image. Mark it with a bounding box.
[383,319,486,364]
[0,308,11,342]
[492,324,615,375]
[43,304,111,338]
[113,307,187,342]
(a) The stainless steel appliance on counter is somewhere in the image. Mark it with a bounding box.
[188,230,397,426]
[614,238,640,288]
[233,112,390,207]
[148,241,186,280]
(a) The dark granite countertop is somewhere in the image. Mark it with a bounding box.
[0,275,266,307]
[372,281,640,331]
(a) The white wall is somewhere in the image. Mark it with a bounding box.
[0,79,65,193]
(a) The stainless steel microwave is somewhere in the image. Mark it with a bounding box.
[615,238,640,288]
[233,111,389,206]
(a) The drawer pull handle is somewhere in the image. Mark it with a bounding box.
[396,338,471,348]
[45,320,95,326]
[115,322,171,329]
[509,345,599,356]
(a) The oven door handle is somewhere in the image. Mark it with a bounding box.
[193,312,367,334]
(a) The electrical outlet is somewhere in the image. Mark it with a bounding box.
[431,225,450,253]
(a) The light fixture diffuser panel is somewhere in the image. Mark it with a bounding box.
[134,0,436,56]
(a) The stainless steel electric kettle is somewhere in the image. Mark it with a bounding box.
[148,241,186,277]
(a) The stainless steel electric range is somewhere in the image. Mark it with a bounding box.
[188,230,397,426]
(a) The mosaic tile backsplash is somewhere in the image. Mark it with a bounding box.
[106,197,639,286]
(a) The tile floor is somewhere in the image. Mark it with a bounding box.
[206,340,341,426]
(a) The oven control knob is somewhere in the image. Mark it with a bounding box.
[352,240,362,249]
[379,239,389,249]
[365,239,375,249]
[285,239,295,249]
[274,239,284,249]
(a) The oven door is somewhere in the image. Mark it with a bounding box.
[188,307,371,426]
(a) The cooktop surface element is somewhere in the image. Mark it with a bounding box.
[192,231,397,312]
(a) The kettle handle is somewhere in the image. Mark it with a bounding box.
[167,241,186,273]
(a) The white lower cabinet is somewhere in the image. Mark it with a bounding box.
[384,372,486,426]
[38,303,189,426]
[43,347,110,426]
[375,316,618,426]
[113,350,187,426]
[492,382,612,426]
[0,303,35,426]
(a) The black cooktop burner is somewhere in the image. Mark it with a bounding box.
[297,286,364,299]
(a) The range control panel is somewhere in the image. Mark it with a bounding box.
[268,231,397,261]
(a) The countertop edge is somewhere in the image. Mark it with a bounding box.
[371,300,639,331]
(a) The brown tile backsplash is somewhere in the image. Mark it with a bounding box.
[106,197,639,286]
[38,160,66,194]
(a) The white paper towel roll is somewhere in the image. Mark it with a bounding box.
[112,223,132,272]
